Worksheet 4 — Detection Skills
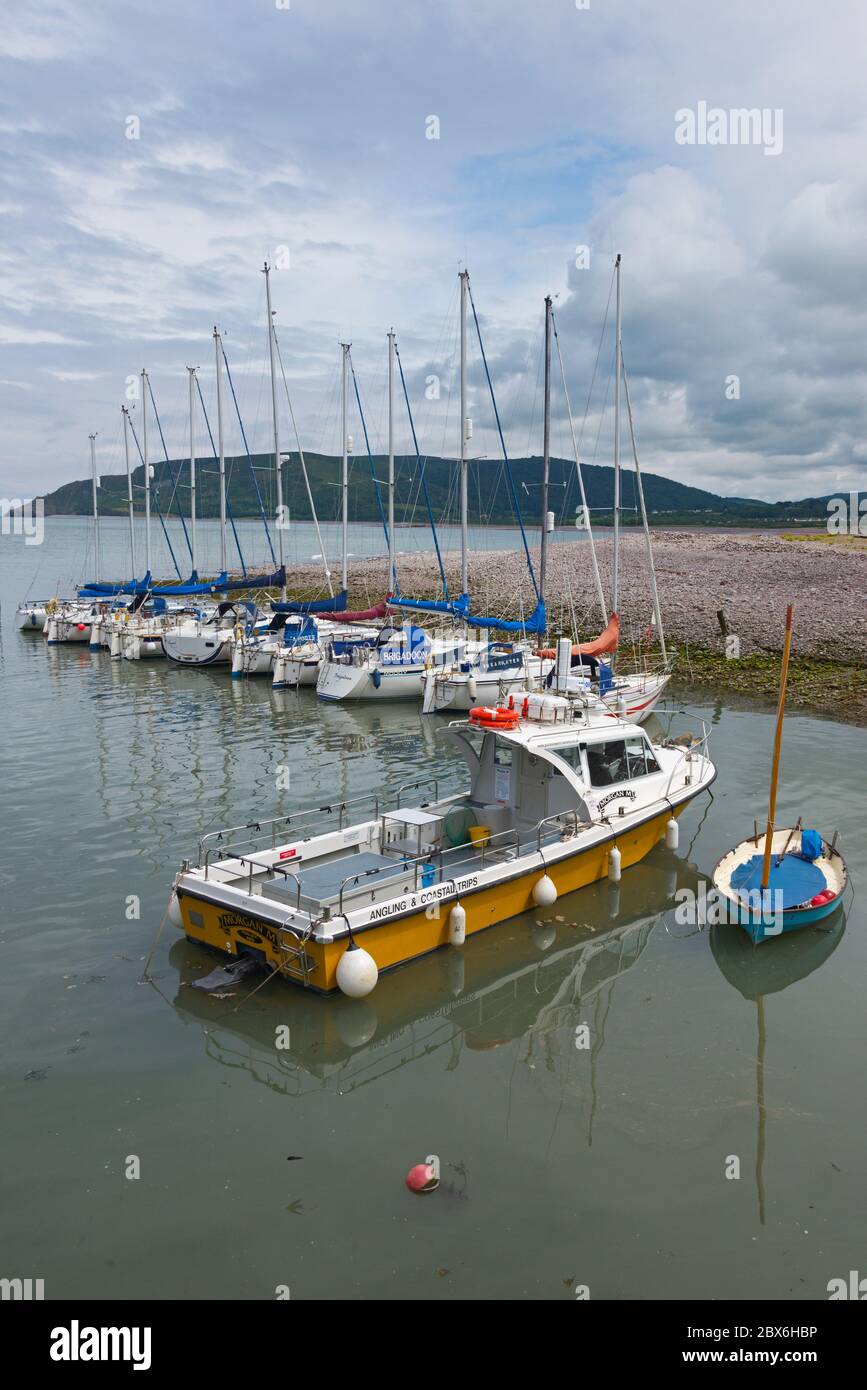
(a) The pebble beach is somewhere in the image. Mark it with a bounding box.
[281,529,867,719]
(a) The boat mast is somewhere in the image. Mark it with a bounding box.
[552,316,607,624]
[121,407,136,579]
[213,327,228,574]
[459,269,469,598]
[141,368,151,575]
[540,294,552,611]
[622,363,667,662]
[387,328,396,592]
[761,605,794,891]
[612,252,622,615]
[340,341,350,593]
[186,367,197,574]
[89,432,100,583]
[263,263,286,597]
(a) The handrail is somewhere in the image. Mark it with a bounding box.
[535,809,584,851]
[198,792,382,870]
[396,777,439,808]
[335,816,565,916]
[662,720,710,800]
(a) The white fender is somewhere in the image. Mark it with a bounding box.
[608,845,622,883]
[532,874,557,907]
[665,817,679,850]
[336,942,379,998]
[448,903,466,946]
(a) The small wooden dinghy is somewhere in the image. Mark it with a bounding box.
[713,826,847,943]
[711,605,848,944]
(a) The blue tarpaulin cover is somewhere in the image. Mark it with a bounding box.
[730,851,825,909]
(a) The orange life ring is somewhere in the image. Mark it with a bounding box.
[469,704,521,730]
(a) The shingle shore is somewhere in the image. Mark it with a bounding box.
[279,531,867,663]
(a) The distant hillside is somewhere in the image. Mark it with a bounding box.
[36,452,840,528]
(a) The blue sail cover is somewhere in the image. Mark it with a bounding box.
[271,589,348,615]
[150,567,285,597]
[466,600,547,635]
[730,852,826,910]
[79,571,155,597]
[388,592,470,621]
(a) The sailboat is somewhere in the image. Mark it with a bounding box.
[712,605,849,941]
[427,258,671,721]
[46,434,112,645]
[160,318,283,667]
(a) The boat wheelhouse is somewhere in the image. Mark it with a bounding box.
[169,696,715,994]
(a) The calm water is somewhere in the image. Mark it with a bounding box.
[1,520,865,1301]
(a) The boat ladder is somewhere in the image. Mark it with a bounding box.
[276,923,317,987]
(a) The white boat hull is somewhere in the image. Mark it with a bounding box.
[16,604,47,631]
[317,659,428,702]
[161,627,232,666]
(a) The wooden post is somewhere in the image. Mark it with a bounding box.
[761,605,794,889]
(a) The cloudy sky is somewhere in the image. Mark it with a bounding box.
[1,0,866,502]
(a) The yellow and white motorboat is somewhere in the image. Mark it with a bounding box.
[168,694,715,995]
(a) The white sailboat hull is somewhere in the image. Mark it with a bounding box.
[161,628,232,666]
[317,658,428,702]
[16,604,47,631]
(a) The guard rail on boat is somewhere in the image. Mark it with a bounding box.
[198,792,384,872]
[198,779,448,874]
[661,720,711,800]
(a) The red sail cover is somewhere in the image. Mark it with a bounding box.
[320,600,390,623]
[534,612,620,660]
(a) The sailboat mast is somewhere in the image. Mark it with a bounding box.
[122,408,136,578]
[552,315,608,624]
[141,369,151,575]
[387,328,395,592]
[214,327,228,574]
[612,252,622,615]
[340,342,350,593]
[263,263,286,593]
[622,364,667,662]
[540,294,552,609]
[459,269,469,597]
[187,367,197,574]
[89,432,100,583]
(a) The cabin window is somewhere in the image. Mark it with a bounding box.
[584,738,660,786]
[553,744,584,774]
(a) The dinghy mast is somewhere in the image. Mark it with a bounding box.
[761,604,794,889]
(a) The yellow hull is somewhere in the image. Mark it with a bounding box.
[178,803,682,992]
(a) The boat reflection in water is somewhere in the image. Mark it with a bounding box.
[169,851,695,1098]
[710,910,847,1225]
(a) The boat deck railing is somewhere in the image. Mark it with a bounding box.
[197,777,448,875]
[661,720,711,800]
